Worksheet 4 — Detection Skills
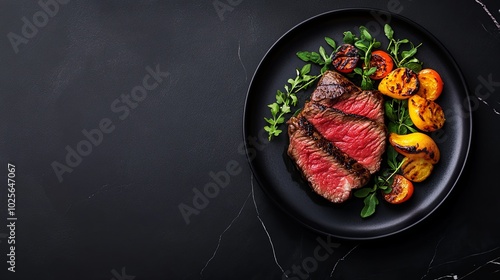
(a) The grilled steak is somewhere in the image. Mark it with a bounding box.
[310,70,385,124]
[300,102,386,174]
[288,116,371,203]
[286,70,387,204]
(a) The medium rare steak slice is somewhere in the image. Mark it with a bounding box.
[310,70,385,124]
[300,102,386,174]
[287,116,370,203]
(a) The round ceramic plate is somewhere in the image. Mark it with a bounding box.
[243,9,472,240]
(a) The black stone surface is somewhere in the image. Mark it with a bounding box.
[1,1,499,279]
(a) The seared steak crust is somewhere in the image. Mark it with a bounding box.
[311,71,384,124]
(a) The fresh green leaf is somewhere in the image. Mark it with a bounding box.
[296,51,311,62]
[354,188,373,198]
[404,116,414,126]
[325,37,336,50]
[361,194,377,218]
[400,125,408,135]
[387,160,396,170]
[384,24,394,40]
[319,46,328,61]
[276,90,285,104]
[384,101,396,121]
[268,103,279,116]
[365,66,377,76]
[401,47,418,61]
[343,31,355,44]
[404,61,423,73]
[359,26,372,41]
[310,52,322,64]
[387,146,398,164]
[355,40,369,52]
[388,122,398,133]
[300,64,311,76]
[290,94,298,106]
[321,64,329,74]
[360,76,373,90]
[293,108,302,117]
[281,103,291,114]
[264,118,273,125]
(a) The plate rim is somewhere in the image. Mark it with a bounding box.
[242,8,473,240]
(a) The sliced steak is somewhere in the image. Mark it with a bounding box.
[300,102,386,174]
[287,116,371,203]
[310,70,385,124]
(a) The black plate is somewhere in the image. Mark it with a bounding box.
[243,9,472,240]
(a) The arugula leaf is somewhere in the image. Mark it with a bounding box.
[361,194,378,218]
[296,51,323,64]
[384,24,394,41]
[343,31,357,44]
[325,37,336,50]
[354,187,373,198]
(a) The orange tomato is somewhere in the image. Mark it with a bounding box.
[416,69,444,101]
[368,50,394,80]
[383,174,414,204]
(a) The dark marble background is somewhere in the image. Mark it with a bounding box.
[1,0,500,279]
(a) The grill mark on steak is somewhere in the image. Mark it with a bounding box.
[310,70,384,124]
[300,102,386,174]
[287,116,371,203]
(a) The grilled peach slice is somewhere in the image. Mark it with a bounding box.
[401,156,434,182]
[408,94,445,132]
[378,67,419,99]
[389,132,440,164]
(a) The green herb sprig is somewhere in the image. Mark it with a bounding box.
[385,99,418,135]
[264,64,322,140]
[384,24,422,72]
[296,36,337,74]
